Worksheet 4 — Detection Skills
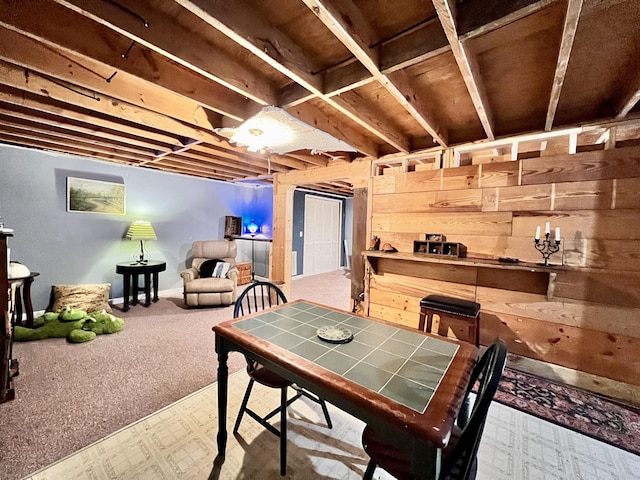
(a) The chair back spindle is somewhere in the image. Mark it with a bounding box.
[234,281,287,319]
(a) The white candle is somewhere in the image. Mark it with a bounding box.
[556,227,560,240]
[545,222,550,235]
[535,226,540,240]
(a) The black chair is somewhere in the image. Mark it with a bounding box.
[232,281,333,476]
[361,339,508,480]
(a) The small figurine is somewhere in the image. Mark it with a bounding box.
[368,235,380,251]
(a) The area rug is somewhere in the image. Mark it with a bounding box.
[495,368,640,456]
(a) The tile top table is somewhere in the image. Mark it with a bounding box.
[213,299,478,479]
[233,301,460,414]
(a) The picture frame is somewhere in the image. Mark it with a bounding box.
[66,177,126,215]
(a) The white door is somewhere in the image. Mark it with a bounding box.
[303,195,341,276]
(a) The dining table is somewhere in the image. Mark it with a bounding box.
[213,299,478,479]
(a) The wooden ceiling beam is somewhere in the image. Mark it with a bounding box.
[160,154,264,178]
[265,155,312,171]
[0,85,180,151]
[176,0,408,155]
[615,73,640,119]
[545,0,583,131]
[0,131,142,165]
[283,2,554,109]
[286,153,330,168]
[53,0,277,108]
[0,1,249,121]
[192,143,300,173]
[457,0,558,40]
[434,0,495,141]
[286,101,378,158]
[148,160,235,181]
[0,60,216,146]
[279,18,449,109]
[0,123,151,163]
[0,27,222,132]
[170,149,275,176]
[0,105,162,156]
[232,175,274,184]
[303,0,447,147]
[0,114,156,158]
[0,59,276,163]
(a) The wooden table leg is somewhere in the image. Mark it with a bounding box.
[215,335,229,458]
[131,273,139,306]
[13,284,24,327]
[143,270,152,307]
[23,277,35,328]
[411,439,440,479]
[122,273,131,312]
[152,271,160,302]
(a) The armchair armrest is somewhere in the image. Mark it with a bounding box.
[180,267,199,283]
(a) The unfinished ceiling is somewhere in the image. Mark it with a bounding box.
[0,0,639,196]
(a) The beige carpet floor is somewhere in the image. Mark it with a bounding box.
[1,270,352,480]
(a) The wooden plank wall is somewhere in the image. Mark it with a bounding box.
[367,145,640,386]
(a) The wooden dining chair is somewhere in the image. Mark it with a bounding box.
[361,339,507,480]
[232,281,333,476]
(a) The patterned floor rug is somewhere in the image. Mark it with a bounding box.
[494,368,640,456]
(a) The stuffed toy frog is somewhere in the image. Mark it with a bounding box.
[14,307,124,343]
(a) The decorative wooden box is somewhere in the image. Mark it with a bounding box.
[224,216,242,238]
[413,240,467,258]
[236,262,252,285]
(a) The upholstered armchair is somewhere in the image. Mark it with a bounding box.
[180,240,238,307]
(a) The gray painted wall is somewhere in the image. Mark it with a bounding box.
[0,145,272,311]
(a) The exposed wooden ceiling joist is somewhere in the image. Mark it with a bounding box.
[0,0,638,198]
[433,0,495,140]
[545,0,583,131]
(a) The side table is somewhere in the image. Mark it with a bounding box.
[9,272,40,328]
[116,261,166,312]
[236,262,252,285]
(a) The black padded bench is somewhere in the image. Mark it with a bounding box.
[419,294,481,346]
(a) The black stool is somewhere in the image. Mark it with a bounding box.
[419,294,481,346]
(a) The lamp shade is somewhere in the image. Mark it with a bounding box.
[126,220,157,240]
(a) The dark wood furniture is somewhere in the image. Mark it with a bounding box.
[116,260,166,312]
[362,340,507,480]
[224,216,242,238]
[419,294,481,347]
[1,231,16,403]
[213,299,478,480]
[414,240,467,258]
[9,272,39,328]
[232,282,332,476]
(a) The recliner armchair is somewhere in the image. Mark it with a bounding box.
[180,240,238,307]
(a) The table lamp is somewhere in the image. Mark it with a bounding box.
[247,219,259,237]
[126,220,157,264]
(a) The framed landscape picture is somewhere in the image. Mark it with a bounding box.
[67,177,126,215]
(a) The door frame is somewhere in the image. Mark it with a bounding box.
[302,194,342,276]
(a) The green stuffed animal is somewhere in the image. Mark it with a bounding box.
[14,307,124,343]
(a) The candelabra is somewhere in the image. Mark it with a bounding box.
[534,232,561,266]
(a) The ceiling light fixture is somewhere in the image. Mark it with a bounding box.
[217,106,357,155]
